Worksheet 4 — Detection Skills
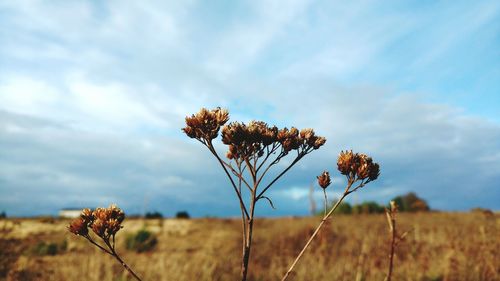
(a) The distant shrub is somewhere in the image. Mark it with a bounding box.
[38,216,56,224]
[353,201,385,214]
[321,201,386,215]
[145,211,163,219]
[471,207,494,216]
[318,202,352,215]
[125,229,158,253]
[392,192,430,212]
[335,202,352,214]
[176,211,190,219]
[0,211,6,219]
[29,240,67,256]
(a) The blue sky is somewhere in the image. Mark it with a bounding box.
[0,0,499,217]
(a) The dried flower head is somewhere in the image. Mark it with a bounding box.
[337,150,380,182]
[222,121,278,159]
[182,107,229,142]
[81,208,93,221]
[221,121,326,161]
[317,171,331,189]
[68,204,126,239]
[299,129,326,150]
[91,204,125,238]
[66,204,142,281]
[68,217,89,236]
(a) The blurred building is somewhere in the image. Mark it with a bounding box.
[59,208,82,218]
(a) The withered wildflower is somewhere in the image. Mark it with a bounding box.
[384,201,409,281]
[221,121,325,162]
[317,170,331,217]
[67,205,142,281]
[182,107,229,142]
[81,208,93,221]
[337,150,380,184]
[317,171,331,189]
[183,107,326,281]
[282,151,380,281]
[68,217,88,236]
[91,204,125,238]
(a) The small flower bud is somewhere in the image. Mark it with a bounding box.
[317,171,331,189]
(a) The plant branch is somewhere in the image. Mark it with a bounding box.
[105,240,143,281]
[323,189,328,217]
[281,192,349,281]
[85,235,113,255]
[256,153,304,200]
[206,142,250,219]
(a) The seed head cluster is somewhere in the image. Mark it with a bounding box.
[317,171,331,189]
[337,150,380,182]
[182,107,229,142]
[68,204,125,239]
[222,121,326,160]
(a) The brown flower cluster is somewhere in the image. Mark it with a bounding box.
[68,204,125,239]
[182,107,229,142]
[222,121,326,160]
[317,171,331,189]
[337,150,380,182]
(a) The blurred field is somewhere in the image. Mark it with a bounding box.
[1,212,498,281]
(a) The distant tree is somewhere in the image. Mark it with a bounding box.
[145,211,163,219]
[0,211,6,219]
[352,201,385,214]
[176,211,190,219]
[470,207,494,216]
[317,201,352,215]
[125,229,158,253]
[392,192,429,212]
[335,202,352,214]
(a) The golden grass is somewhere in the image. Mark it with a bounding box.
[1,212,498,281]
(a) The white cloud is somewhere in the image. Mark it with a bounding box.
[203,0,311,77]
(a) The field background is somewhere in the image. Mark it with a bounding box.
[1,212,498,281]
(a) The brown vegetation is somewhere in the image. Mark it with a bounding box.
[1,212,498,281]
[181,107,382,281]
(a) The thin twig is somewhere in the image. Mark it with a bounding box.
[256,153,304,200]
[281,192,348,281]
[207,143,250,219]
[323,189,328,217]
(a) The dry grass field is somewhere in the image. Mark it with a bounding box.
[1,212,498,281]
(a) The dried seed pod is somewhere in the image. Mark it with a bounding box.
[368,162,380,181]
[317,171,331,189]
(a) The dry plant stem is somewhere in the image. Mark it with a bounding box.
[207,142,250,219]
[183,109,328,281]
[86,235,142,281]
[240,158,258,281]
[281,191,348,281]
[207,143,311,281]
[386,215,396,281]
[323,189,328,217]
[109,247,142,281]
[384,204,399,281]
[281,180,365,281]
